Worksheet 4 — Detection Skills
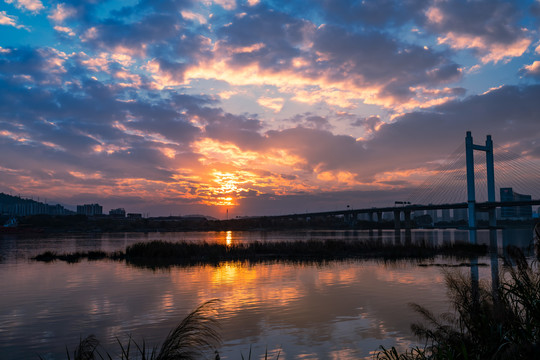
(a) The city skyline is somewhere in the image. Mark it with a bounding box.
[1,0,540,218]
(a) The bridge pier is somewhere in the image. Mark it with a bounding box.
[393,210,401,243]
[404,210,412,244]
[404,210,411,229]
[485,135,497,228]
[376,211,383,227]
[393,210,401,230]
[466,131,498,241]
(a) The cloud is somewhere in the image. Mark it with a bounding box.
[48,4,77,23]
[0,46,206,186]
[423,0,531,63]
[257,97,284,112]
[237,84,540,191]
[48,3,77,23]
[1,0,539,216]
[189,6,463,112]
[0,10,28,30]
[521,61,540,78]
[213,0,236,10]
[367,84,540,172]
[5,0,44,13]
[54,1,465,113]
[276,0,428,28]
[53,25,76,36]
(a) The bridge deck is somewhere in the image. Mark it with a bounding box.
[270,200,540,219]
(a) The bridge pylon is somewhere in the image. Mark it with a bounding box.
[465,131,496,244]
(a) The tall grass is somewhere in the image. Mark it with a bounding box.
[376,240,540,359]
[43,300,221,360]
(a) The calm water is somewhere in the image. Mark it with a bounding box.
[0,228,535,360]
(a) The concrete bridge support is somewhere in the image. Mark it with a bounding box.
[392,209,412,243]
[404,210,412,244]
[393,210,401,230]
[376,211,383,226]
[466,132,496,243]
[393,210,401,243]
[466,132,477,244]
[404,210,411,229]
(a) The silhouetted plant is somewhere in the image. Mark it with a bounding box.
[240,345,280,360]
[41,300,221,360]
[154,299,221,360]
[375,245,540,359]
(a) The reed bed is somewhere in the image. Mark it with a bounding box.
[33,250,110,263]
[32,239,487,267]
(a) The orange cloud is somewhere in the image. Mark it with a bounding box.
[257,96,284,112]
[437,32,531,64]
[183,46,457,113]
[522,61,540,75]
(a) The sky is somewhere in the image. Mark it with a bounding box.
[1,0,540,218]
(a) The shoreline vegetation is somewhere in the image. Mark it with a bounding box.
[31,239,489,268]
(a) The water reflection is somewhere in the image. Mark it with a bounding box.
[0,228,536,360]
[226,230,232,247]
[1,257,447,359]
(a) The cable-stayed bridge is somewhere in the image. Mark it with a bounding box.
[274,132,540,242]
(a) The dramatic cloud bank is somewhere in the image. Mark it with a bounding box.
[1,0,539,217]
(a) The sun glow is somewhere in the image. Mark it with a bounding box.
[206,170,248,206]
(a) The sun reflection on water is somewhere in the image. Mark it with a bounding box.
[226,230,232,247]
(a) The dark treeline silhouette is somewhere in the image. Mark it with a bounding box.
[8,213,537,234]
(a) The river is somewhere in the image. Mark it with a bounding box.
[0,228,535,360]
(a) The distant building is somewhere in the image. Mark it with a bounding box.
[109,208,126,218]
[500,188,532,219]
[77,203,103,216]
[0,193,72,216]
[127,213,142,219]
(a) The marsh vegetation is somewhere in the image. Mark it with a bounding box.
[32,239,487,268]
